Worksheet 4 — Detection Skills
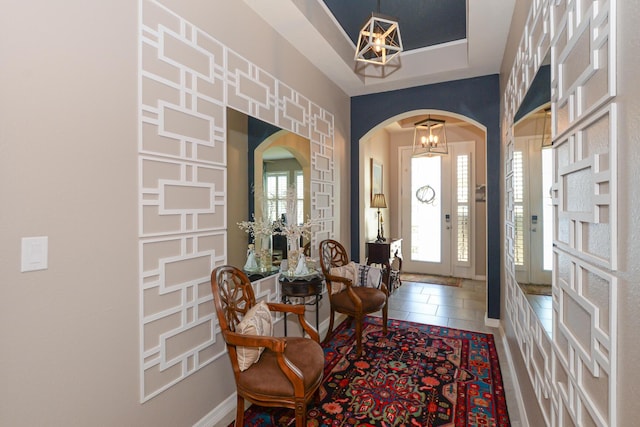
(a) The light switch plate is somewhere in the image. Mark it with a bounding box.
[21,236,48,272]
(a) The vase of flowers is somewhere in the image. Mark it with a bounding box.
[238,216,276,272]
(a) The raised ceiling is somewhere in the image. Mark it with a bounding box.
[243,0,516,97]
[322,0,467,52]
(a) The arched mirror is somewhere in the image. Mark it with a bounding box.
[226,108,311,273]
[512,53,553,336]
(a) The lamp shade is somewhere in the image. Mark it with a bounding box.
[371,193,387,208]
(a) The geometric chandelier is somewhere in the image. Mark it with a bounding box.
[355,2,403,65]
[412,116,448,156]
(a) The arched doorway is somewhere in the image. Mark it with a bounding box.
[358,110,488,280]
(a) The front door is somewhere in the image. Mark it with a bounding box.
[400,142,474,277]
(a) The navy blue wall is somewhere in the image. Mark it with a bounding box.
[514,65,550,122]
[350,74,502,319]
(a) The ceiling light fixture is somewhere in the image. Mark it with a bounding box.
[355,0,403,65]
[413,116,448,156]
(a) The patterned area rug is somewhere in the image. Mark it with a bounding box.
[400,273,462,287]
[231,316,510,426]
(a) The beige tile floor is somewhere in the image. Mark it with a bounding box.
[525,293,553,337]
[217,278,525,426]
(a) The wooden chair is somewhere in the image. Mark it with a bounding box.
[211,266,324,427]
[318,239,388,357]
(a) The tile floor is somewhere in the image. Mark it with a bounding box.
[525,293,553,336]
[216,277,525,426]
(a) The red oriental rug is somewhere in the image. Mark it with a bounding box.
[230,316,510,426]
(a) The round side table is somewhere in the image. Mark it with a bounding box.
[279,274,324,335]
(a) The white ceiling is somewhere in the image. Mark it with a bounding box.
[243,0,516,97]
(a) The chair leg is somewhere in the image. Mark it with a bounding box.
[294,400,307,427]
[382,303,388,334]
[355,315,363,357]
[235,395,244,426]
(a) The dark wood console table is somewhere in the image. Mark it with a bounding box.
[366,239,403,292]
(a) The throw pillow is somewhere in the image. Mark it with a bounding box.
[329,261,358,294]
[235,300,273,371]
[357,263,383,289]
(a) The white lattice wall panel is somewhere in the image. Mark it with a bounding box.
[503,0,617,426]
[552,0,616,138]
[139,0,336,401]
[552,249,617,426]
[554,104,617,269]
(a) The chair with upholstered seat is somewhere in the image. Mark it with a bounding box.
[211,265,324,427]
[319,239,388,357]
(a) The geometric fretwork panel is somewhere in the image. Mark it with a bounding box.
[139,0,335,401]
[554,105,617,269]
[552,249,617,427]
[503,0,617,426]
[552,0,616,138]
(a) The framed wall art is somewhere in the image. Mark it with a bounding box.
[370,158,382,202]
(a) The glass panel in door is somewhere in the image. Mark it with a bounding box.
[400,148,452,276]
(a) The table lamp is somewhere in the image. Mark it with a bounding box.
[371,193,387,243]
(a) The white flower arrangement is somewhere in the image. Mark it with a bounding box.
[237,186,319,274]
[274,216,319,239]
[237,215,277,237]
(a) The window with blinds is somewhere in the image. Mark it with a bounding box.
[295,171,304,225]
[513,151,525,266]
[456,154,470,263]
[265,172,288,222]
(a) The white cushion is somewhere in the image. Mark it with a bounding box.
[235,300,273,371]
[329,262,383,293]
[329,261,358,294]
[356,263,383,289]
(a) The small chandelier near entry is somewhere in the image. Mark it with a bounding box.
[413,116,448,156]
[355,1,402,65]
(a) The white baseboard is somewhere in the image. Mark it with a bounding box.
[498,325,530,427]
[193,393,236,427]
[474,274,487,281]
[484,314,500,328]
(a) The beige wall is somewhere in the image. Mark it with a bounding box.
[359,129,391,261]
[0,1,349,426]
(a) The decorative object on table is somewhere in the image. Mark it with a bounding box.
[371,192,387,243]
[238,215,277,272]
[412,115,448,156]
[274,186,319,276]
[233,316,511,427]
[294,253,311,276]
[243,244,258,271]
